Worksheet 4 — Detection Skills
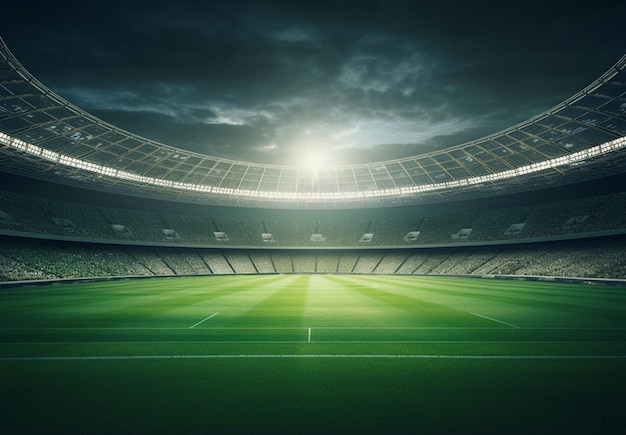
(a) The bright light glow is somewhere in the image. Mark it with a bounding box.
[302,150,327,173]
[1,132,625,202]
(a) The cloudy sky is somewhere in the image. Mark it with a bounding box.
[2,1,625,166]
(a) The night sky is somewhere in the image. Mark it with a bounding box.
[2,1,625,166]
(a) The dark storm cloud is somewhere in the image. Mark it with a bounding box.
[2,1,625,165]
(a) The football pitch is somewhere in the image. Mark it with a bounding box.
[1,274,625,433]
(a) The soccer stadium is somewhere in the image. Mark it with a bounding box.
[1,35,626,433]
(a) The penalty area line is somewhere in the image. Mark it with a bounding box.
[470,312,520,329]
[189,312,220,329]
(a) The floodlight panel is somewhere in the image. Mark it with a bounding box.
[1,37,626,209]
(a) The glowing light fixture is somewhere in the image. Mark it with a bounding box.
[1,131,624,201]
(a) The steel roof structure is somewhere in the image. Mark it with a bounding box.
[1,38,625,209]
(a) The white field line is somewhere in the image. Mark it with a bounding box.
[470,312,521,329]
[308,327,312,342]
[1,326,626,331]
[2,340,626,345]
[1,354,625,361]
[189,312,220,329]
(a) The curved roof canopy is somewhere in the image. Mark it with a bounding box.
[1,38,625,209]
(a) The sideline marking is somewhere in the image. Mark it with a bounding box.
[2,326,625,331]
[189,312,220,329]
[470,312,521,329]
[1,354,625,361]
[3,340,626,346]
[3,340,625,345]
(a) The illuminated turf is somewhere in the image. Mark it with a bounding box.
[1,274,625,433]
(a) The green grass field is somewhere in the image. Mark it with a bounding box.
[1,274,625,433]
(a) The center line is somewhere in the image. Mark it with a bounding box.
[470,312,521,329]
[189,312,219,329]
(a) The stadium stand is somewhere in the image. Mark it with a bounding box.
[315,252,342,273]
[1,40,626,284]
[248,252,275,273]
[2,188,626,249]
[224,252,258,274]
[2,181,626,284]
[337,254,360,273]
[2,234,626,282]
[200,252,235,274]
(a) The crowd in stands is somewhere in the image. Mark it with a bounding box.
[2,235,626,282]
[2,189,626,248]
[2,186,626,284]
[248,253,275,273]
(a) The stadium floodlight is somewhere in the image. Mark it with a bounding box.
[1,37,626,209]
[300,149,329,177]
[0,131,625,201]
[1,36,626,208]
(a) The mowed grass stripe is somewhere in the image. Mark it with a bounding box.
[0,275,228,312]
[368,274,626,325]
[229,275,310,327]
[327,275,489,327]
[357,275,626,329]
[4,324,626,353]
[400,275,626,307]
[384,275,626,306]
[2,352,625,434]
[1,274,625,345]
[3,354,626,361]
[299,275,401,327]
[2,325,626,347]
[328,274,509,328]
[2,339,625,360]
[0,275,279,329]
[2,274,626,434]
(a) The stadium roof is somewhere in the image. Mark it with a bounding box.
[1,38,625,209]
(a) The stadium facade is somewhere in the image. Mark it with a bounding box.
[1,37,625,210]
[2,38,625,435]
[1,38,626,282]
